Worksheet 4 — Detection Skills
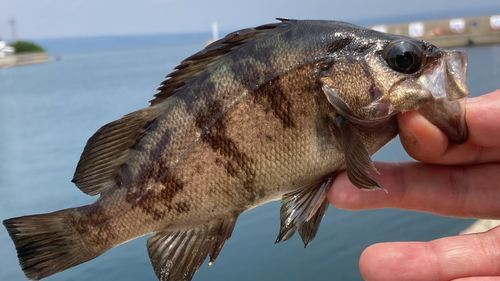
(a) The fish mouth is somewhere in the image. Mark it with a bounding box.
[416,50,469,144]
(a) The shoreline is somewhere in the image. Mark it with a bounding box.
[0,52,50,68]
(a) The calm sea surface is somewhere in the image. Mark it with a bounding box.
[0,37,498,281]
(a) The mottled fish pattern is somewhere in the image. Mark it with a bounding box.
[4,19,469,281]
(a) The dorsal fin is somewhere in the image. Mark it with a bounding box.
[150,19,290,105]
[72,107,160,196]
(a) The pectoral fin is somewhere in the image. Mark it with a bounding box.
[147,217,238,281]
[336,117,385,191]
[320,83,386,191]
[276,176,334,247]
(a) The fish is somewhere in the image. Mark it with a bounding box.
[3,18,469,281]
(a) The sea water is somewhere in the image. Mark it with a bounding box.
[0,37,498,281]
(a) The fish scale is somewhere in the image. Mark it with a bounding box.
[3,19,469,281]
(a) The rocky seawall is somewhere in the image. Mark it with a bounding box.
[0,52,50,68]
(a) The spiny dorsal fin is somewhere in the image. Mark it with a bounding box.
[72,107,160,196]
[147,217,238,281]
[150,19,291,105]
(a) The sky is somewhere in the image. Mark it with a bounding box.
[0,0,499,40]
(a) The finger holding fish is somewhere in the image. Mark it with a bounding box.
[330,89,500,215]
[398,90,500,165]
[328,161,500,219]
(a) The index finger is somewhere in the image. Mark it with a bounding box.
[328,161,500,219]
[398,90,500,165]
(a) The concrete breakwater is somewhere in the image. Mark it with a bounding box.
[0,52,50,68]
[372,15,500,48]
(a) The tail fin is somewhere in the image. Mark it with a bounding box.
[3,209,99,280]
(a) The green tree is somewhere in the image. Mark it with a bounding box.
[11,41,46,53]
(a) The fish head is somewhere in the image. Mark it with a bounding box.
[320,33,469,144]
[369,39,469,144]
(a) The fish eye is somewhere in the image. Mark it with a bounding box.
[382,40,425,74]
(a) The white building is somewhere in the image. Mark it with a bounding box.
[0,41,15,57]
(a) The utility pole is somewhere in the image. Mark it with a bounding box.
[9,18,17,42]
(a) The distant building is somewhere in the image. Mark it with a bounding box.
[0,41,15,57]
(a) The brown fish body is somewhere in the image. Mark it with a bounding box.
[74,59,399,249]
[3,19,468,281]
[72,61,397,255]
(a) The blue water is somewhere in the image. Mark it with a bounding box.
[33,33,211,55]
[0,36,498,281]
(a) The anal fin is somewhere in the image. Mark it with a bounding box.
[275,176,334,247]
[147,217,238,281]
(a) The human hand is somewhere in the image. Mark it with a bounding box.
[327,90,500,281]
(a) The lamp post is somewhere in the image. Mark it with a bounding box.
[9,18,17,42]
